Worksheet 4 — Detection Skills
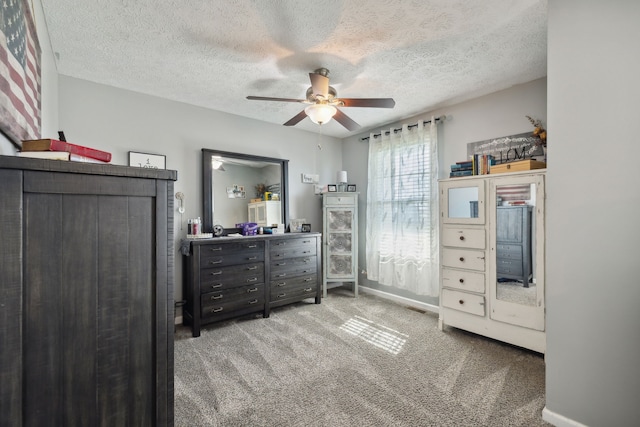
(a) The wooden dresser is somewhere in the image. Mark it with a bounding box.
[183,233,321,336]
[0,156,176,426]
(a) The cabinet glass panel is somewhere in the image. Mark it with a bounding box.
[441,179,485,224]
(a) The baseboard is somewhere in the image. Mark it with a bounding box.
[542,407,587,427]
[359,286,439,315]
[175,315,183,325]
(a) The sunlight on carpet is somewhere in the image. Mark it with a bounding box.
[339,315,408,355]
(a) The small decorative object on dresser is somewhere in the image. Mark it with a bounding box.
[327,184,337,192]
[301,224,311,232]
[128,151,166,169]
[347,184,357,192]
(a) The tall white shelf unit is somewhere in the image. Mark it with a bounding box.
[322,192,358,297]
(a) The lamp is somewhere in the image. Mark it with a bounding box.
[305,104,337,125]
[337,170,348,192]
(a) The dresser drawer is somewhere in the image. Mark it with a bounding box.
[496,258,523,276]
[271,284,317,302]
[270,236,316,251]
[200,289,265,320]
[442,226,485,249]
[270,262,317,280]
[200,263,265,293]
[271,256,316,272]
[323,195,355,205]
[441,289,485,317]
[441,248,485,272]
[200,241,264,266]
[496,244,523,260]
[441,268,485,293]
[270,275,317,298]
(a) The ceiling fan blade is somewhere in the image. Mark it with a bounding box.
[283,110,308,127]
[247,95,306,103]
[333,109,360,131]
[339,98,396,108]
[309,73,329,97]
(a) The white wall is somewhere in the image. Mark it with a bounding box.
[341,78,547,305]
[544,1,640,426]
[57,76,343,312]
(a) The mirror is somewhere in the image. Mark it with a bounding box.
[495,182,537,306]
[448,187,479,218]
[202,149,289,233]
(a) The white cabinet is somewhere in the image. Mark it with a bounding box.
[438,171,546,353]
[248,201,281,226]
[322,193,358,297]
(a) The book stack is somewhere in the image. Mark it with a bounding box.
[18,138,112,163]
[449,154,495,178]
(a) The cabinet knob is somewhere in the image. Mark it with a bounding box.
[459,257,465,262]
[459,278,464,284]
[459,236,465,241]
[458,299,464,305]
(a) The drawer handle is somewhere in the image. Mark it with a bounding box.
[210,270,222,276]
[276,282,286,287]
[209,260,223,265]
[246,277,258,283]
[276,273,286,278]
[303,240,311,243]
[277,293,287,298]
[459,257,465,262]
[247,287,258,293]
[304,278,313,282]
[274,254,283,257]
[303,259,310,263]
[248,256,258,260]
[304,288,312,292]
[459,278,464,284]
[248,299,259,305]
[302,250,311,254]
[247,244,258,248]
[459,236,465,241]
[211,284,222,289]
[209,247,222,252]
[458,299,464,305]
[276,242,286,246]
[210,294,223,300]
[276,262,287,266]
[247,266,258,271]
[211,307,223,313]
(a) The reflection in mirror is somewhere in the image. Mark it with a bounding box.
[202,149,289,233]
[495,183,537,306]
[448,187,479,218]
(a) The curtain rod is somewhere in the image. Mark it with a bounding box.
[360,115,446,141]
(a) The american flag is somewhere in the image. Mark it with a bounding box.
[0,0,41,144]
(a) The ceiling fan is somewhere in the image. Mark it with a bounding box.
[246,68,395,131]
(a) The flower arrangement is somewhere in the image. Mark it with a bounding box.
[255,183,266,198]
[526,116,547,147]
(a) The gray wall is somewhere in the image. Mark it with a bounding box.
[342,78,547,307]
[544,1,640,426]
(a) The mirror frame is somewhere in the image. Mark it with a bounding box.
[202,148,289,233]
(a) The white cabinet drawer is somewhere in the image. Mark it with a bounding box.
[442,226,485,249]
[442,289,485,317]
[324,195,355,205]
[441,248,485,272]
[441,268,485,293]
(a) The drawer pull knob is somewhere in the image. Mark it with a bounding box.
[246,278,258,283]
[459,279,464,284]
[459,257,465,262]
[458,299,464,305]
[212,307,223,313]
[211,294,223,300]
[278,293,287,298]
[210,260,223,265]
[248,299,259,304]
[209,247,222,252]
[210,271,222,276]
[247,266,258,271]
[459,236,465,241]
[247,287,258,293]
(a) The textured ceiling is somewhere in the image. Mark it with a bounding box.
[40,0,547,138]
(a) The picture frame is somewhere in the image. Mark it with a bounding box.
[301,224,311,233]
[289,218,306,233]
[128,151,166,169]
[327,184,337,192]
[347,184,357,192]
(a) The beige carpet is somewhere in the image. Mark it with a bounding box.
[174,289,549,426]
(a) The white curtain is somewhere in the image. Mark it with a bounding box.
[365,118,439,296]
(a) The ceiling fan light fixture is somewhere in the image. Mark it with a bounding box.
[305,104,337,125]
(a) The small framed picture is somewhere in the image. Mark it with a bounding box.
[301,224,311,232]
[347,184,357,192]
[327,184,337,192]
[129,151,166,169]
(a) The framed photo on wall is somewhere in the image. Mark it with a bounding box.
[129,151,166,169]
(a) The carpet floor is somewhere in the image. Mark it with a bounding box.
[174,289,549,426]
